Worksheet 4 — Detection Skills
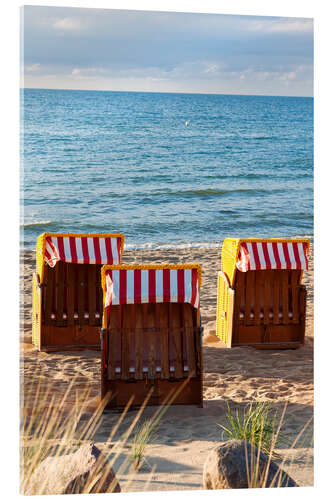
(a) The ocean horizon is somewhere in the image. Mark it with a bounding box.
[21,88,313,250]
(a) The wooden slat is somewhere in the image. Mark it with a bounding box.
[147,304,156,379]
[179,304,186,373]
[96,264,103,321]
[299,285,306,345]
[121,305,131,380]
[263,270,272,325]
[291,271,299,324]
[245,271,255,325]
[282,271,289,324]
[273,271,281,325]
[183,303,196,377]
[134,304,144,380]
[169,303,183,379]
[67,264,75,326]
[141,304,149,377]
[159,303,170,379]
[239,271,246,322]
[193,307,202,374]
[56,262,65,326]
[77,265,85,324]
[299,285,306,331]
[254,271,262,325]
[107,305,121,380]
[44,267,55,323]
[154,303,162,376]
[88,265,97,325]
[129,305,136,376]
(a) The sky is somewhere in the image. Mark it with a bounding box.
[22,6,313,96]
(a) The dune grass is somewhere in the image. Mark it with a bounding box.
[21,371,191,494]
[218,401,283,457]
[128,419,157,470]
[218,400,313,488]
[21,367,158,494]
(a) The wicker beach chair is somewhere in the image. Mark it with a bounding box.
[32,232,125,351]
[100,264,203,409]
[216,238,310,349]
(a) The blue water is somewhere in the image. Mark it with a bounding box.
[21,89,313,250]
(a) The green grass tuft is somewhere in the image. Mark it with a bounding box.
[218,401,282,457]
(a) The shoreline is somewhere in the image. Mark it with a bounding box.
[20,234,314,253]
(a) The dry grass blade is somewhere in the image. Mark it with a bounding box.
[21,375,136,494]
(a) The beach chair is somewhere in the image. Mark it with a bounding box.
[32,233,125,351]
[216,238,310,349]
[100,264,203,409]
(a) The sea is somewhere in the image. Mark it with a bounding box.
[21,89,313,251]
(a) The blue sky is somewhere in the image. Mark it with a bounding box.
[22,6,313,96]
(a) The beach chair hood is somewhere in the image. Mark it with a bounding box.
[222,238,310,287]
[102,264,201,310]
[36,233,125,283]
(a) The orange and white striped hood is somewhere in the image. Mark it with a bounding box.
[237,241,309,272]
[104,265,201,309]
[44,234,123,267]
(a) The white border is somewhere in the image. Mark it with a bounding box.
[2,2,330,499]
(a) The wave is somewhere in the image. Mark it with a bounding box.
[21,220,53,228]
[21,235,314,252]
[140,187,278,199]
[124,241,221,250]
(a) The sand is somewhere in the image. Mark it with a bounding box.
[21,246,314,490]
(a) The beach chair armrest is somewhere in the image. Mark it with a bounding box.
[33,272,42,288]
[219,270,232,289]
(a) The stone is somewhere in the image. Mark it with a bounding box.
[25,442,121,495]
[203,439,297,489]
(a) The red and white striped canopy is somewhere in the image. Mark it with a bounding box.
[104,266,200,309]
[236,241,309,272]
[44,235,123,267]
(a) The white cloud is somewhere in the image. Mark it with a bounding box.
[25,63,40,72]
[250,18,313,34]
[53,17,83,31]
[203,63,220,74]
[71,67,106,80]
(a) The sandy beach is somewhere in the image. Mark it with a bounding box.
[21,245,314,490]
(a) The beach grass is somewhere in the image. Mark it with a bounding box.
[218,400,284,457]
[20,371,145,494]
[21,372,191,494]
[216,400,313,488]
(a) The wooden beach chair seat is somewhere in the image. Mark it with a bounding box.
[216,238,310,349]
[100,264,203,409]
[32,232,125,351]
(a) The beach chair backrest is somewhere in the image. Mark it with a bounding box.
[101,264,202,381]
[233,268,304,326]
[36,233,125,326]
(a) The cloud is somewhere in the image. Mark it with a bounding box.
[203,63,220,74]
[53,17,83,31]
[25,63,40,72]
[22,6,313,96]
[71,67,106,80]
[250,18,313,34]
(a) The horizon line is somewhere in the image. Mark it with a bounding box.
[21,87,313,99]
